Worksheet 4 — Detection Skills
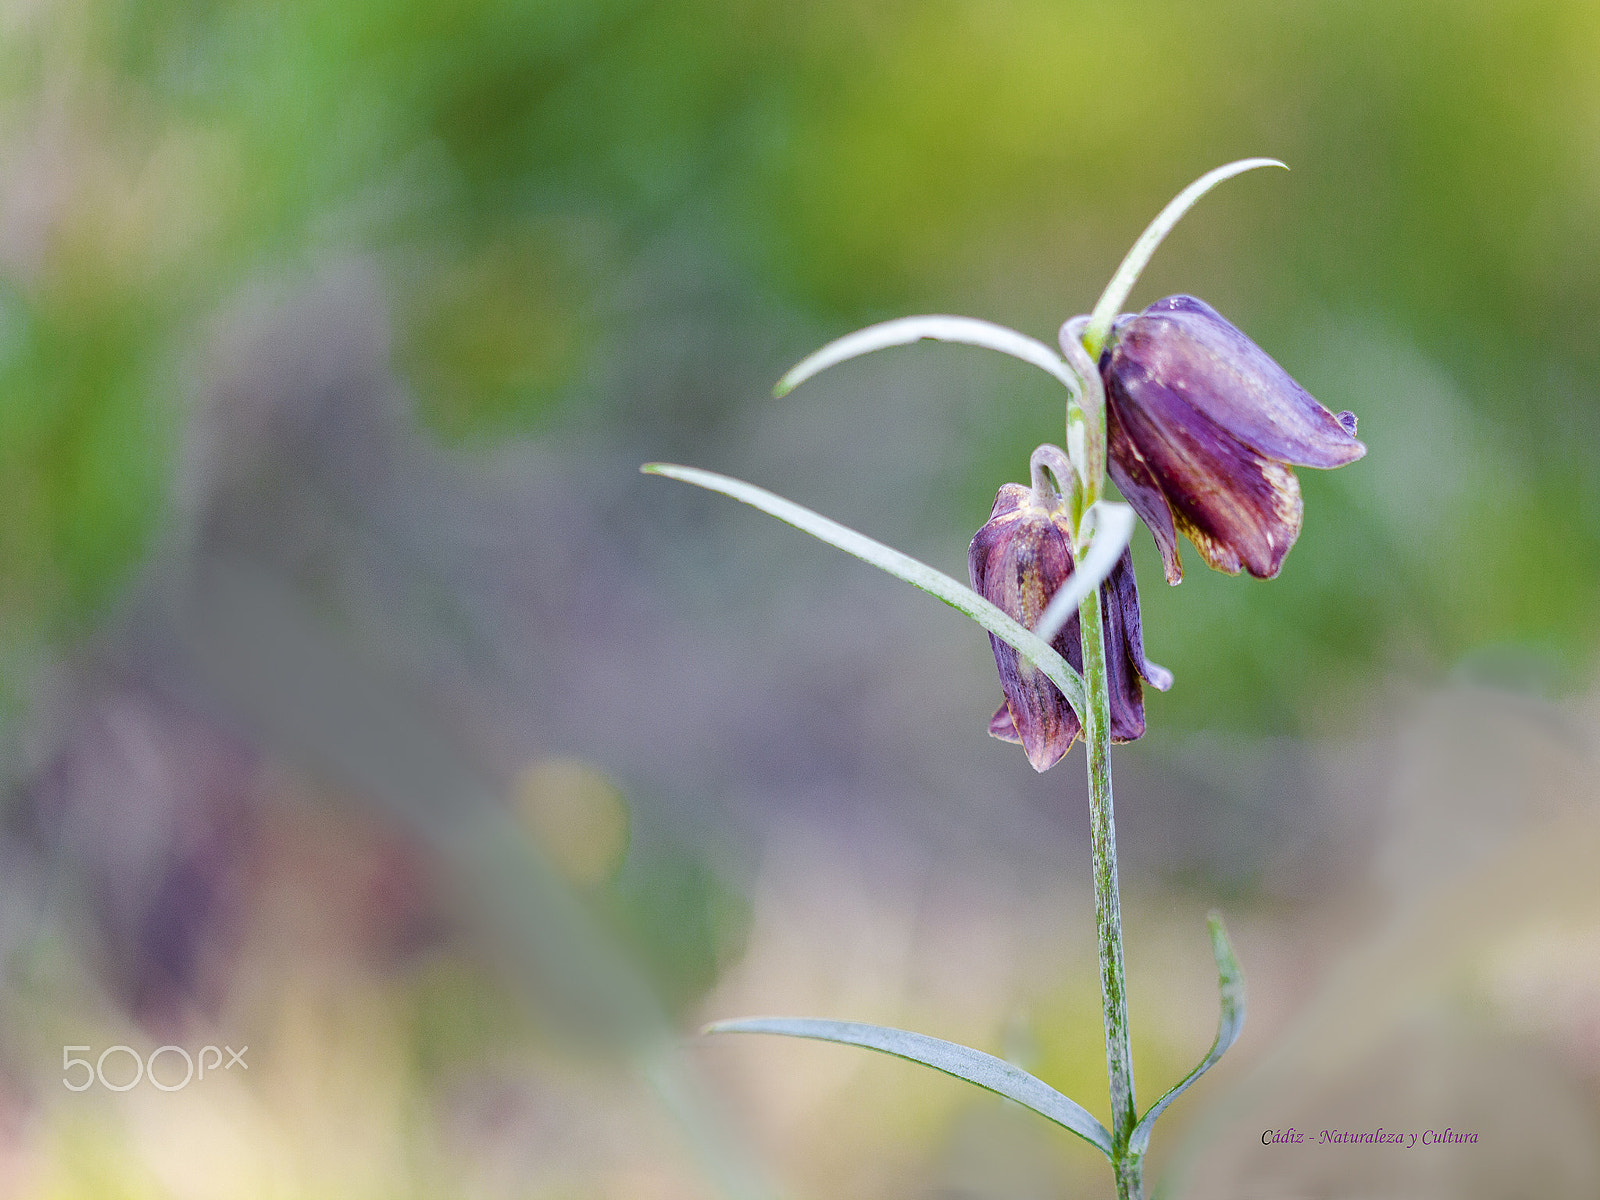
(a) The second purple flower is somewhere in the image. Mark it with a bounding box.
[970,483,1173,771]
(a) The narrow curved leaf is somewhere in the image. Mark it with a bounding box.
[1127,912,1246,1158]
[705,1017,1113,1159]
[643,463,1085,715]
[1082,159,1287,356]
[1031,502,1135,646]
[775,315,1083,397]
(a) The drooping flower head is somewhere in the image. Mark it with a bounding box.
[969,480,1172,771]
[737,162,1356,768]
[1101,295,1365,584]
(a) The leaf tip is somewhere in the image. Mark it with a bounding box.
[1205,908,1227,947]
[1224,156,1288,175]
[1206,911,1244,986]
[701,1016,767,1037]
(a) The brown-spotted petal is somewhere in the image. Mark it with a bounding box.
[1107,401,1186,584]
[1107,357,1306,579]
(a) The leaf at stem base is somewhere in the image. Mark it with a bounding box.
[703,1016,1114,1159]
[1127,911,1246,1159]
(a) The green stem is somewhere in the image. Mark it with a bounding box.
[1081,157,1287,358]
[1078,585,1142,1199]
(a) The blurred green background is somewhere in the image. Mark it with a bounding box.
[4,1,1600,1197]
[9,0,1600,728]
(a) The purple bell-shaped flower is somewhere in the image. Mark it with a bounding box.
[969,482,1172,771]
[1101,295,1366,583]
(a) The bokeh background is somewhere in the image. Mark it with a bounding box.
[3,1,1600,1196]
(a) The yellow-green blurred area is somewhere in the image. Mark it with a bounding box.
[3,0,1600,1196]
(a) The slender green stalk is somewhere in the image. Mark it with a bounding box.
[1081,157,1286,357]
[1059,160,1287,1195]
[1078,550,1142,1198]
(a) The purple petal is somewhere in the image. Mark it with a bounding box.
[971,492,1168,761]
[1107,402,1185,584]
[988,704,1022,743]
[1111,296,1366,469]
[1100,549,1171,743]
[969,494,1083,770]
[984,481,1033,522]
[1106,547,1173,693]
[988,632,1083,769]
[1108,370,1305,579]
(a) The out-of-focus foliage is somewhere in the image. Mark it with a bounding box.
[6,4,1600,1196]
[6,0,1600,737]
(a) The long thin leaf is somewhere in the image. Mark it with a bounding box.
[775,315,1082,397]
[1127,913,1246,1158]
[705,1017,1113,1159]
[643,463,1085,714]
[1082,159,1287,356]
